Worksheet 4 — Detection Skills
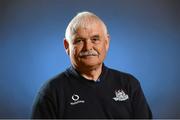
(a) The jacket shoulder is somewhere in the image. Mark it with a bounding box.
[38,70,69,96]
[107,67,140,86]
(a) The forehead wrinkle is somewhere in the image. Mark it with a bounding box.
[75,23,105,38]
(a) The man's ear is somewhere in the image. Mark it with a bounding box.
[105,34,110,51]
[64,38,70,55]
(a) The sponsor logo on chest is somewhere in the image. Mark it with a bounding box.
[70,94,85,105]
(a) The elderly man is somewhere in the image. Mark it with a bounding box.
[32,11,152,119]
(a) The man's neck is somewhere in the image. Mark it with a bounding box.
[74,64,103,81]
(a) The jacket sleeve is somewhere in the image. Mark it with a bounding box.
[31,80,63,119]
[131,80,152,119]
[31,92,57,119]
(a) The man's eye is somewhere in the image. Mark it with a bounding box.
[74,39,83,44]
[93,38,98,41]
[92,37,100,42]
[77,39,82,42]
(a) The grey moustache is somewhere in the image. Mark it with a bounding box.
[79,50,98,57]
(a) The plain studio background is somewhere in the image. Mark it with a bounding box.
[0,0,180,118]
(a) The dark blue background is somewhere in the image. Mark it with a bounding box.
[0,0,180,118]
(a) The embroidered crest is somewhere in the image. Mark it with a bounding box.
[113,90,129,101]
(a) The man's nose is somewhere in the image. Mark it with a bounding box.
[83,39,93,50]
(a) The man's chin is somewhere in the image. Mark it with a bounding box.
[80,62,102,68]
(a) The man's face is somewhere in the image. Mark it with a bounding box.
[64,22,109,69]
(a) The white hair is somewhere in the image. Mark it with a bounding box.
[65,11,108,41]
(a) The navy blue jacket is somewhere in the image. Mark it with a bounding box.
[32,65,152,119]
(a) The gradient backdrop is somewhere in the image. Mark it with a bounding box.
[0,0,180,118]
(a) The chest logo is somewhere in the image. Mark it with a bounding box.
[70,94,85,105]
[113,90,129,101]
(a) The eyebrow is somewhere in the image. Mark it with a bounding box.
[74,36,85,39]
[91,35,100,38]
[75,35,100,39]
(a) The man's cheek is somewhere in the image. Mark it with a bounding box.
[72,48,80,57]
